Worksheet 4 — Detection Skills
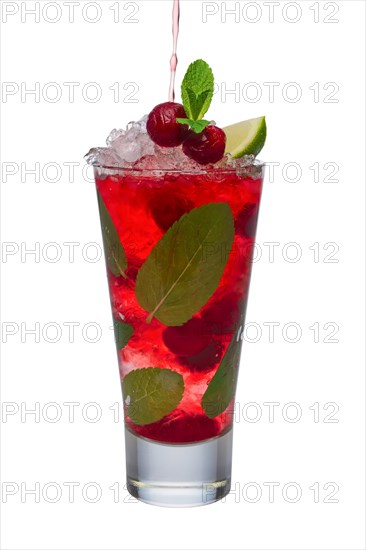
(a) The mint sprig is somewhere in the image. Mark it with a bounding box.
[176,118,210,134]
[177,59,214,133]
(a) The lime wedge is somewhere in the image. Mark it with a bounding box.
[223,116,266,158]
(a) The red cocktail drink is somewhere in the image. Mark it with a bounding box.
[95,163,263,448]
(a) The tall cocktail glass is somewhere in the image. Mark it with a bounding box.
[94,160,264,507]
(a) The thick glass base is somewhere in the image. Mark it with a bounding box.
[125,427,233,507]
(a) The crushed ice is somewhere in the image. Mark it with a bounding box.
[84,114,260,175]
[104,115,154,164]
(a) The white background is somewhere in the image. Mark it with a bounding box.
[1,1,365,549]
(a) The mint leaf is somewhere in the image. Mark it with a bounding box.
[177,118,210,134]
[114,320,133,350]
[122,367,184,425]
[181,59,214,121]
[135,202,234,326]
[97,191,128,278]
[201,320,244,418]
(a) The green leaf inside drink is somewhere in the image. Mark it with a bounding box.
[122,367,184,425]
[201,322,243,418]
[135,202,235,326]
[97,191,128,278]
[114,320,133,350]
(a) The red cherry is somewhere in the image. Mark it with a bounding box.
[149,186,193,231]
[146,102,190,147]
[130,413,220,443]
[180,340,224,372]
[183,125,226,165]
[235,202,259,239]
[201,292,241,336]
[163,318,209,356]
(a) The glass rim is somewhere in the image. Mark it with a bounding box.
[92,158,265,175]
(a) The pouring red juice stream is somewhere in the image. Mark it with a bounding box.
[168,0,180,102]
